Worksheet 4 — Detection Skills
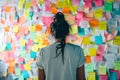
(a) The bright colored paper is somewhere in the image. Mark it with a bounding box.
[82,37,90,45]
[70,25,78,34]
[104,2,113,11]
[98,66,106,75]
[94,9,103,18]
[86,63,94,72]
[114,61,120,70]
[95,36,102,44]
[99,21,107,30]
[88,72,96,80]
[89,48,97,56]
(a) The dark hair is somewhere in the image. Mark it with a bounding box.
[50,12,70,64]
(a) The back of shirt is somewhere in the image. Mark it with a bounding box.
[36,43,85,80]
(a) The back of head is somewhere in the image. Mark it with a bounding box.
[50,12,70,40]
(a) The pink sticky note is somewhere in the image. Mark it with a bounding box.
[20,64,25,71]
[105,31,118,41]
[32,0,37,7]
[100,75,108,80]
[76,11,84,19]
[95,55,103,62]
[94,0,103,6]
[45,3,51,12]
[27,39,34,46]
[97,45,105,54]
[72,0,80,6]
[42,16,53,27]
[18,57,24,63]
[84,1,92,8]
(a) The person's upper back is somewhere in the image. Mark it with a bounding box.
[36,43,85,80]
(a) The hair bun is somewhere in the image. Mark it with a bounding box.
[54,12,65,22]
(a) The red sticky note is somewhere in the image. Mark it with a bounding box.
[76,11,84,19]
[100,75,108,80]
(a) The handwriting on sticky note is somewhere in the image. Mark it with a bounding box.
[98,66,106,75]
[82,37,90,45]
[113,36,120,45]
[99,21,107,30]
[86,63,94,72]
[88,72,96,80]
[104,2,113,11]
[94,9,103,18]
[94,0,103,6]
[114,61,120,70]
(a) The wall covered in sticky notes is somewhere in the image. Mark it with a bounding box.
[0,0,120,80]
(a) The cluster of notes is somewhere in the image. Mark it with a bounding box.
[0,0,120,80]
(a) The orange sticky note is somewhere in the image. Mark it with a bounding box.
[62,7,70,14]
[8,66,14,74]
[89,19,99,27]
[4,26,10,32]
[35,24,42,31]
[5,6,11,13]
[43,39,49,45]
[85,56,92,63]
[51,7,58,14]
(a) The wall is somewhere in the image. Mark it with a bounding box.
[0,0,120,80]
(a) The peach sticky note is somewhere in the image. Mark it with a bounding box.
[35,24,42,31]
[62,7,70,14]
[89,48,97,56]
[51,7,58,14]
[89,19,99,27]
[5,6,11,13]
[85,56,92,63]
[4,26,10,32]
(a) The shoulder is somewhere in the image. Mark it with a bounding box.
[66,43,82,50]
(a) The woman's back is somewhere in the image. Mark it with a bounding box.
[37,43,85,80]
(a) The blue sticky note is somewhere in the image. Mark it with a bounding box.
[22,70,29,78]
[30,51,37,58]
[78,27,85,36]
[6,42,12,50]
[110,72,117,80]
[95,36,102,44]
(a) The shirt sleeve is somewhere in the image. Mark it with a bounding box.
[36,48,44,69]
[77,47,86,68]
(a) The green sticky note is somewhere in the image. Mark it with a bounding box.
[20,50,26,58]
[86,63,94,72]
[16,68,21,76]
[104,2,113,11]
[30,32,36,40]
[98,66,106,75]
[114,61,120,70]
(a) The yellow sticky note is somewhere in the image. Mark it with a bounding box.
[24,63,31,71]
[89,48,97,56]
[24,10,30,17]
[99,21,107,30]
[30,25,35,32]
[94,9,103,18]
[70,6,78,14]
[32,44,39,52]
[13,26,18,33]
[58,1,65,8]
[106,0,114,2]
[34,34,40,43]
[25,2,31,8]
[88,72,96,80]
[98,66,106,75]
[82,37,90,45]
[20,39,26,46]
[18,0,25,9]
[39,0,44,4]
[113,36,120,46]
[70,25,78,34]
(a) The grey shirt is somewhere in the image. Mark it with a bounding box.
[36,43,86,80]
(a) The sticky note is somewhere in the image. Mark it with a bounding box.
[84,1,92,8]
[35,24,42,31]
[8,66,14,74]
[6,35,12,42]
[22,70,29,78]
[62,7,70,14]
[70,6,78,14]
[15,68,21,76]
[4,26,10,32]
[110,72,117,80]
[20,50,26,58]
[100,75,108,80]
[13,26,19,33]
[89,19,99,27]
[86,63,94,72]
[6,42,12,50]
[95,36,102,44]
[24,63,31,71]
[58,1,65,8]
[99,21,107,30]
[106,0,114,2]
[85,56,92,63]
[30,51,37,58]
[30,32,36,40]
[104,2,113,12]
[114,61,120,70]
[94,9,103,18]
[32,44,39,52]
[72,0,80,6]
[76,11,84,19]
[95,55,103,62]
[70,25,78,34]
[98,66,106,75]
[89,48,97,56]
[113,36,120,45]
[18,0,25,9]
[88,72,96,80]
[82,37,90,45]
[94,0,103,6]
[25,2,32,8]
[20,39,26,46]
[51,7,58,14]
[39,0,44,4]
[5,6,11,13]
[78,27,85,36]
